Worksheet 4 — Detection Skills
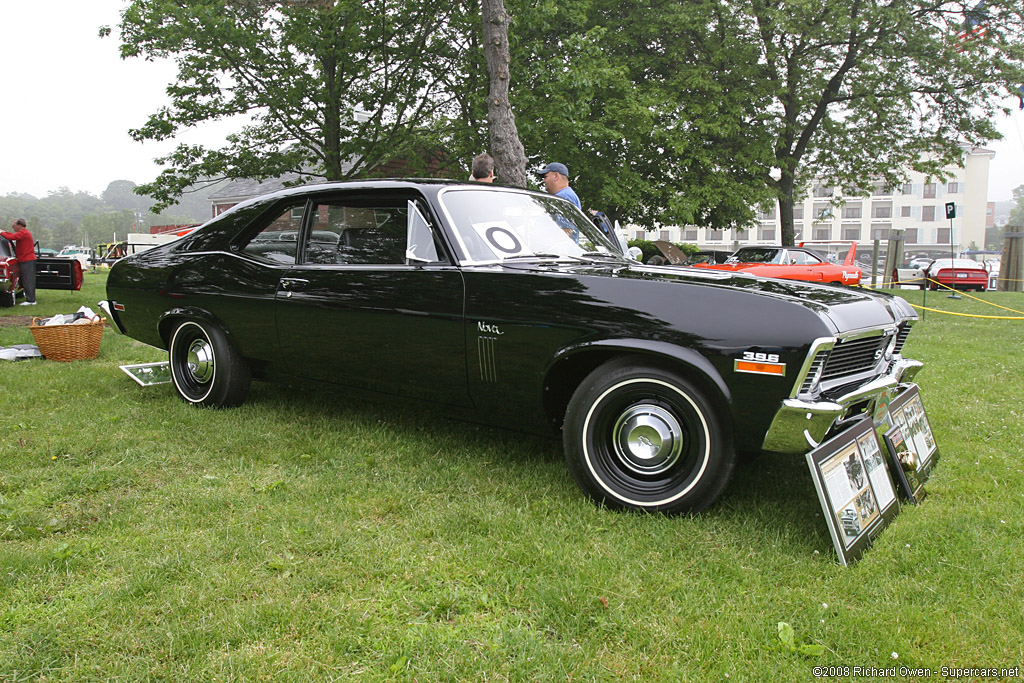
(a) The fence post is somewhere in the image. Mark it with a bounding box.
[882,231,905,287]
[1001,232,1024,292]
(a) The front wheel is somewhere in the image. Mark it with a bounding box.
[169,320,251,407]
[0,289,14,307]
[563,357,735,514]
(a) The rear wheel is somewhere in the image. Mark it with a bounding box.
[563,357,735,514]
[169,320,250,407]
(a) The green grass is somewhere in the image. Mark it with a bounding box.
[2,272,1023,681]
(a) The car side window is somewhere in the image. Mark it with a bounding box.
[239,203,305,264]
[790,252,817,265]
[303,200,436,266]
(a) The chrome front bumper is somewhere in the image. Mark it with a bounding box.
[761,358,924,454]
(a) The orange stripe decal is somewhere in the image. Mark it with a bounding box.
[734,360,786,376]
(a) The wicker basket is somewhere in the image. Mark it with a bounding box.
[29,317,106,362]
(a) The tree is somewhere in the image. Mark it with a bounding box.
[729,0,1024,244]
[1007,184,1024,230]
[507,0,777,228]
[107,0,469,210]
[508,0,1023,239]
[108,0,1024,239]
[81,210,138,247]
[101,180,155,212]
[480,0,528,188]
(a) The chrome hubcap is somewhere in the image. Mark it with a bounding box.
[186,338,214,384]
[612,403,684,475]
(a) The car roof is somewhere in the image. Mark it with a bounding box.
[220,178,550,217]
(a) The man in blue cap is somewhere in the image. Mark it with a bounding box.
[537,162,581,209]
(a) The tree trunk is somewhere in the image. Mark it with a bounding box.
[321,53,343,181]
[776,168,797,246]
[480,0,528,188]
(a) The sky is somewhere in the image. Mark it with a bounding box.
[1,0,1022,203]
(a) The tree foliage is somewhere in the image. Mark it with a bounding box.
[506,0,776,228]
[730,0,1024,244]
[1010,184,1024,228]
[110,0,469,210]
[108,0,1024,238]
[0,182,202,250]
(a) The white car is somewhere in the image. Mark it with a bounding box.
[56,246,93,270]
[895,260,930,289]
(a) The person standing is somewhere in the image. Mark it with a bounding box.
[537,162,581,208]
[471,153,495,182]
[1,219,36,305]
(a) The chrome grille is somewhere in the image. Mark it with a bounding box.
[799,351,829,395]
[821,335,887,381]
[893,324,911,355]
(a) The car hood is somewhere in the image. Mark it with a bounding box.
[499,259,913,333]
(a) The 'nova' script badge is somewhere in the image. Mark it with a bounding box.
[478,321,503,335]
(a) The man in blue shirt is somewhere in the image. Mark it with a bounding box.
[538,162,581,208]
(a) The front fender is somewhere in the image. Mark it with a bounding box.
[549,338,732,405]
[540,338,735,433]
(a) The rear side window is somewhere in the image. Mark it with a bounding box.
[177,202,269,253]
[239,202,306,264]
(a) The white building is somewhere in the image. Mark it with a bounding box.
[639,148,995,254]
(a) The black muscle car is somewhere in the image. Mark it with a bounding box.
[102,180,923,513]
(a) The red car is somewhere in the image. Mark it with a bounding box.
[1,238,84,307]
[690,242,862,286]
[924,258,988,291]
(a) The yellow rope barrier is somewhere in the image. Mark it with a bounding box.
[908,305,1024,320]
[860,278,1024,319]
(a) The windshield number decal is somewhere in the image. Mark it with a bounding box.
[471,220,529,257]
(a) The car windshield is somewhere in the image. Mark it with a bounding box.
[729,248,782,264]
[931,259,982,270]
[440,188,624,264]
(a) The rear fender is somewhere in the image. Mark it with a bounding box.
[158,307,237,349]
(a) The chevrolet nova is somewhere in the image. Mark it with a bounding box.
[103,180,923,513]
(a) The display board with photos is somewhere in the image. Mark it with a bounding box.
[806,417,900,566]
[882,385,938,503]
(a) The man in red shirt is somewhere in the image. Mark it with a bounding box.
[1,219,37,305]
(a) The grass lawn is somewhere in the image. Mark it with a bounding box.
[2,271,1023,681]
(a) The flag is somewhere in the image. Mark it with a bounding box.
[955,1,990,51]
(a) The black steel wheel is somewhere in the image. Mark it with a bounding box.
[563,357,735,514]
[169,320,250,407]
[0,289,14,307]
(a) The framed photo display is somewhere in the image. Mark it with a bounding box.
[884,385,938,495]
[883,425,925,503]
[806,417,900,566]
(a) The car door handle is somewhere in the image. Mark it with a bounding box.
[279,278,309,291]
